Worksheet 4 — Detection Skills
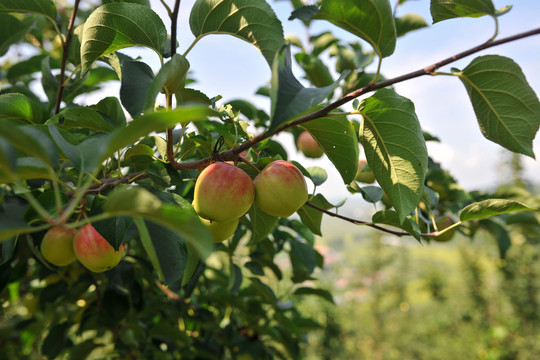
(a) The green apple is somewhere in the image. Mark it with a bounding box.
[355,159,375,184]
[297,131,324,158]
[253,160,308,217]
[40,227,77,266]
[432,216,456,242]
[200,217,239,242]
[73,224,124,273]
[193,162,255,223]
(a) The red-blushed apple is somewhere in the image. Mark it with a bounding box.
[253,160,308,217]
[355,159,376,184]
[40,227,77,266]
[193,162,255,222]
[200,217,239,242]
[73,224,124,273]
[297,131,324,158]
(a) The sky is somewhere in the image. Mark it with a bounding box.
[66,0,540,202]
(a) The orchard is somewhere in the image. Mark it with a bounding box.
[0,0,539,359]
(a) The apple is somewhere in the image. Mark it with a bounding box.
[40,227,77,266]
[73,224,124,273]
[355,159,375,184]
[432,216,456,242]
[193,162,255,222]
[253,160,308,217]
[297,131,324,158]
[200,217,239,242]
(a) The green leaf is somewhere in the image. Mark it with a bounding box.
[297,194,333,236]
[295,53,334,87]
[0,14,36,56]
[103,106,216,162]
[0,138,16,174]
[41,322,70,359]
[47,107,115,132]
[144,54,190,111]
[314,0,396,58]
[120,60,155,118]
[459,199,534,222]
[430,0,496,23]
[248,206,278,244]
[81,2,167,74]
[395,13,428,37]
[0,0,57,22]
[289,238,317,280]
[302,115,359,184]
[270,45,348,130]
[0,93,45,124]
[105,187,214,258]
[89,97,126,128]
[0,197,32,242]
[372,209,421,240]
[189,0,285,66]
[306,167,327,186]
[293,287,335,304]
[0,157,51,184]
[0,124,57,168]
[359,89,428,222]
[479,218,511,258]
[455,55,540,158]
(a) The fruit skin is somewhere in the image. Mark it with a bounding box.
[297,131,324,158]
[40,227,77,266]
[200,217,239,242]
[355,159,376,184]
[253,160,308,217]
[432,216,456,242]
[193,162,255,223]
[73,224,124,273]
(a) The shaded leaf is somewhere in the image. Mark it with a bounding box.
[395,13,428,37]
[0,0,56,22]
[302,115,359,184]
[81,3,167,74]
[189,0,285,66]
[297,194,333,236]
[306,167,327,186]
[455,55,540,158]
[459,199,534,222]
[0,93,45,124]
[293,287,334,304]
[144,54,190,111]
[315,0,396,58]
[0,124,57,168]
[120,60,155,118]
[248,206,278,244]
[0,14,36,56]
[48,107,115,132]
[431,0,495,23]
[479,218,511,258]
[359,89,428,222]
[372,209,421,240]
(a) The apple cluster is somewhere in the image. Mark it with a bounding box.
[193,160,308,242]
[41,224,124,272]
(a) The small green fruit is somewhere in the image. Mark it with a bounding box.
[355,159,375,184]
[254,160,308,217]
[432,216,456,242]
[297,131,324,158]
[73,224,124,273]
[41,227,77,266]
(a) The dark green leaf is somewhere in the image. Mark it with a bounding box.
[293,287,335,304]
[228,262,243,295]
[189,0,285,66]
[144,54,190,111]
[0,93,45,124]
[0,14,35,56]
[0,237,17,265]
[270,45,348,130]
[302,115,359,184]
[455,55,540,158]
[289,238,317,281]
[120,60,155,118]
[81,3,167,74]
[430,0,496,23]
[42,322,70,359]
[289,5,319,22]
[295,53,334,87]
[372,209,421,240]
[0,124,57,168]
[105,187,214,258]
[359,89,428,222]
[306,167,327,186]
[48,107,115,132]
[459,199,534,222]
[395,13,428,37]
[248,206,278,244]
[89,97,126,128]
[0,0,57,21]
[479,218,511,258]
[315,0,396,58]
[297,194,333,236]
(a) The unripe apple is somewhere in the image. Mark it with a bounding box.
[432,216,456,242]
[73,224,124,273]
[355,159,375,184]
[297,131,324,158]
[40,227,77,266]
[253,160,308,217]
[200,217,239,242]
[193,162,255,223]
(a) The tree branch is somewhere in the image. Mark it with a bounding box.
[165,26,540,171]
[54,0,81,115]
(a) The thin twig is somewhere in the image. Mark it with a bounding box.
[54,0,81,115]
[166,0,182,167]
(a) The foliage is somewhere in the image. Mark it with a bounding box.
[0,0,539,358]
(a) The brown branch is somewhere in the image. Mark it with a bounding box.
[168,26,540,171]
[54,0,81,115]
[305,201,410,237]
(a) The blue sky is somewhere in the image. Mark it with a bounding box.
[112,0,540,201]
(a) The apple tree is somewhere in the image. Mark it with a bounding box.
[0,0,539,358]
